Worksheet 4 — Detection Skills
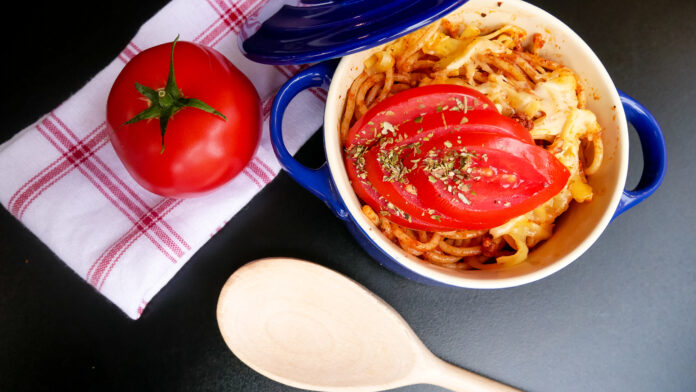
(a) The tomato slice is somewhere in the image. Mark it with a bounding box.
[377,110,534,150]
[407,132,569,229]
[457,110,534,144]
[345,84,496,150]
[346,145,438,229]
[355,132,568,231]
[344,84,569,232]
[361,147,469,231]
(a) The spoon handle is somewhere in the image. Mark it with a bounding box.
[424,356,522,392]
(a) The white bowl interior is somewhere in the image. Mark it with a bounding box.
[324,0,628,288]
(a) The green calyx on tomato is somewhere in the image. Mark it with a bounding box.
[123,36,227,153]
[344,85,570,231]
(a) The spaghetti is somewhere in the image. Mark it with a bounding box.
[341,21,604,270]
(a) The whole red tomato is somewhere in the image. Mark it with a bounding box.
[106,37,261,197]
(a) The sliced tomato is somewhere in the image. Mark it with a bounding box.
[375,110,535,151]
[345,155,384,212]
[344,84,569,232]
[407,132,569,229]
[360,147,468,231]
[345,84,495,150]
[458,110,534,144]
[345,145,438,229]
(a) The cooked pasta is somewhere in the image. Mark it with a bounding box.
[342,21,604,270]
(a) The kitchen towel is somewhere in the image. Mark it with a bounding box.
[0,0,325,319]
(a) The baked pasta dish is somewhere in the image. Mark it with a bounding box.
[341,20,603,270]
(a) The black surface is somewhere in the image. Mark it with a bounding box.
[1,1,695,391]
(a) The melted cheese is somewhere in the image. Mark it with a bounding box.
[417,25,603,263]
[476,75,541,117]
[362,23,604,266]
[439,37,506,71]
[532,71,579,140]
[476,52,601,262]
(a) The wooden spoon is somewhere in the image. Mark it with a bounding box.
[217,258,521,392]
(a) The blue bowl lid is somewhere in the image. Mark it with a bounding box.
[239,0,471,65]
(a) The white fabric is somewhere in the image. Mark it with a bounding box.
[0,0,324,319]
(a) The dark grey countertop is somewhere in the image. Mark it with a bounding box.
[1,1,694,391]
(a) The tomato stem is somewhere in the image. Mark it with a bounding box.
[122,35,227,153]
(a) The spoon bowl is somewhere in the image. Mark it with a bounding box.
[217,258,520,391]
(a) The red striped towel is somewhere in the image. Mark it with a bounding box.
[0,0,324,319]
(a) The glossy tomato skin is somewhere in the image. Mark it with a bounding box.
[408,133,570,229]
[344,85,570,231]
[107,41,261,197]
[346,84,495,150]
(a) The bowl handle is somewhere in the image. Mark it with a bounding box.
[613,91,667,219]
[270,60,349,220]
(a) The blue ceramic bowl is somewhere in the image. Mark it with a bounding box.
[270,0,666,288]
